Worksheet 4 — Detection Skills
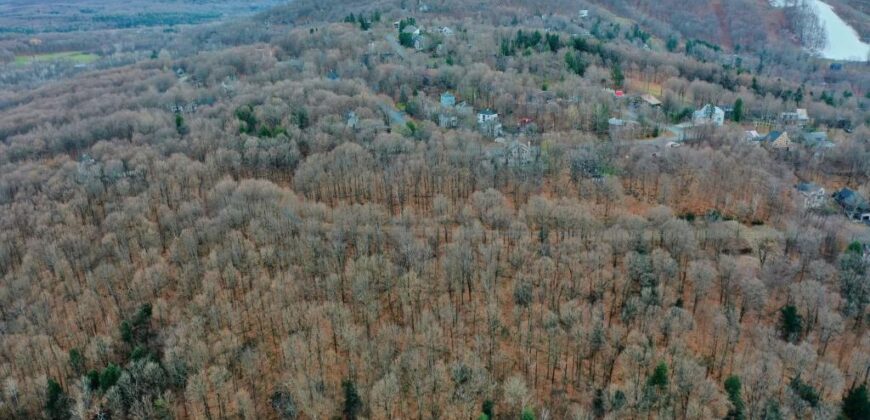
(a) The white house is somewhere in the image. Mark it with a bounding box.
[477,109,501,137]
[346,111,359,128]
[402,25,421,36]
[693,104,725,127]
[477,109,498,124]
[744,130,762,141]
[796,182,826,209]
[780,108,810,127]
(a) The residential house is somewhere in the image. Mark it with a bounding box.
[438,26,454,36]
[478,109,498,124]
[505,140,537,165]
[780,108,809,127]
[77,154,101,179]
[608,117,626,127]
[579,9,590,18]
[346,111,359,129]
[764,131,792,149]
[802,131,835,155]
[488,137,539,166]
[479,120,502,137]
[517,117,538,134]
[478,109,502,137]
[402,25,421,36]
[640,94,662,107]
[836,118,853,132]
[603,88,625,98]
[832,188,870,220]
[803,131,827,142]
[692,104,725,127]
[796,182,827,209]
[745,130,762,141]
[398,24,426,49]
[438,113,459,128]
[440,91,456,108]
[413,34,427,50]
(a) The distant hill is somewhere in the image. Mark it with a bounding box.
[261,0,799,52]
[0,0,285,33]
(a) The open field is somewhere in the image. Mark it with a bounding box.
[13,51,100,66]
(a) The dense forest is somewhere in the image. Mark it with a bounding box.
[0,0,869,419]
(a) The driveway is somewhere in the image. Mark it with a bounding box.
[378,100,407,126]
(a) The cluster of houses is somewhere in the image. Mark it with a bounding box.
[438,90,506,137]
[742,108,838,152]
[796,182,870,225]
[745,129,833,152]
[392,20,454,51]
[435,90,539,166]
[669,102,835,154]
[436,91,472,128]
[604,91,661,138]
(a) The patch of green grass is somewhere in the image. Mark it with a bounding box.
[14,51,99,66]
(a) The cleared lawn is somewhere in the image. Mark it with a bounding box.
[14,51,99,66]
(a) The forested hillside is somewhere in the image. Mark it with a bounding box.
[0,0,869,419]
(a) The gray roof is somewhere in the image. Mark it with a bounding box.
[803,131,833,148]
[796,182,823,193]
[833,188,870,212]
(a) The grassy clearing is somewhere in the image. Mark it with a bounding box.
[14,51,99,66]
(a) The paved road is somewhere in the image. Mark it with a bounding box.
[612,124,684,149]
[378,100,407,125]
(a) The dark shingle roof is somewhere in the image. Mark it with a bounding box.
[833,188,870,212]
